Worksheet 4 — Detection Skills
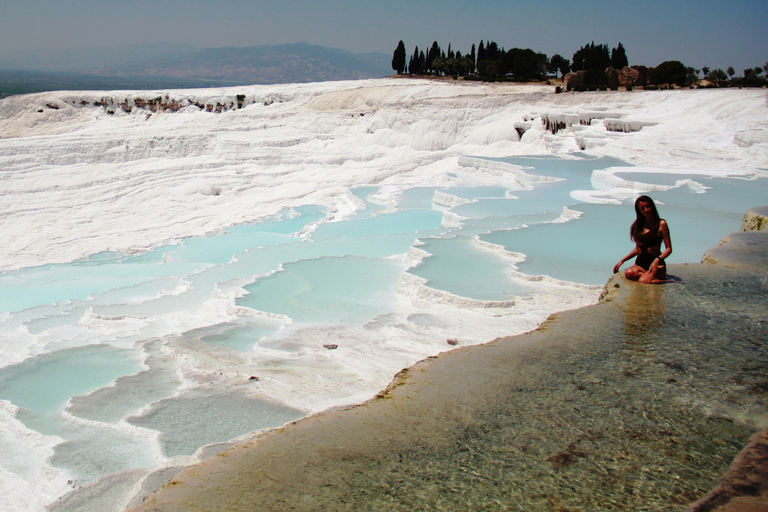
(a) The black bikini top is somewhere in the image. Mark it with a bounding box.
[636,219,663,251]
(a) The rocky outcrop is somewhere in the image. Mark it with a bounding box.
[741,206,768,231]
[686,428,768,512]
[607,66,649,89]
[702,206,768,266]
[44,94,247,116]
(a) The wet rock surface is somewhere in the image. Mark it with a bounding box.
[687,427,768,512]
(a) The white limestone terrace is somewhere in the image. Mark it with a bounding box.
[1,79,768,512]
[1,79,766,273]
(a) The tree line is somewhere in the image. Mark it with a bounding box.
[391,40,768,89]
[391,39,555,82]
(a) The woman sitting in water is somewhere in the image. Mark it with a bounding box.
[613,195,672,284]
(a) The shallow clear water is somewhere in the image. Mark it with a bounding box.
[238,255,406,324]
[408,235,536,300]
[0,345,142,417]
[127,390,303,458]
[1,154,766,495]
[133,255,768,512]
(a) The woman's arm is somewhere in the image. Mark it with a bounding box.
[648,220,672,275]
[658,220,672,260]
[614,246,639,273]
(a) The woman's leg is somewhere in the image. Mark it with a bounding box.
[638,265,666,284]
[624,265,645,281]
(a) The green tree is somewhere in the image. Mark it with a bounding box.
[685,66,699,86]
[572,42,611,73]
[736,67,765,86]
[549,54,570,78]
[431,56,446,76]
[486,41,502,60]
[427,41,441,73]
[408,47,417,75]
[473,40,508,79]
[652,60,687,86]
[476,58,500,78]
[707,68,728,85]
[727,66,735,79]
[571,42,611,88]
[611,43,628,68]
[702,66,710,77]
[504,48,548,81]
[457,56,474,76]
[392,41,407,75]
[477,41,486,63]
[408,46,426,75]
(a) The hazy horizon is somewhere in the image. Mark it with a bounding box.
[1,0,766,74]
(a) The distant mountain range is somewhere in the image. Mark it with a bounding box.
[95,43,392,84]
[0,42,393,95]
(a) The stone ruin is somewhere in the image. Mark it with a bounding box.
[608,66,649,89]
[564,66,649,91]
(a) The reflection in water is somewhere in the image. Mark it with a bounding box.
[620,281,666,339]
[618,281,667,373]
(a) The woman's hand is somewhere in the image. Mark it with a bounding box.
[649,258,660,276]
[615,248,638,274]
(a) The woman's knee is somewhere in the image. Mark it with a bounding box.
[638,272,655,284]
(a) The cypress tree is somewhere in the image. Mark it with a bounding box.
[410,46,421,74]
[392,40,407,75]
[487,41,500,60]
[611,42,628,68]
[428,41,441,73]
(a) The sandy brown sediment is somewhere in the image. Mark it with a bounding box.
[128,213,768,512]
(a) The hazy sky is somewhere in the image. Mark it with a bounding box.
[1,0,766,73]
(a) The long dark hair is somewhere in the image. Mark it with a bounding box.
[630,195,660,242]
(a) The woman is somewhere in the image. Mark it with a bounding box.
[613,195,672,284]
